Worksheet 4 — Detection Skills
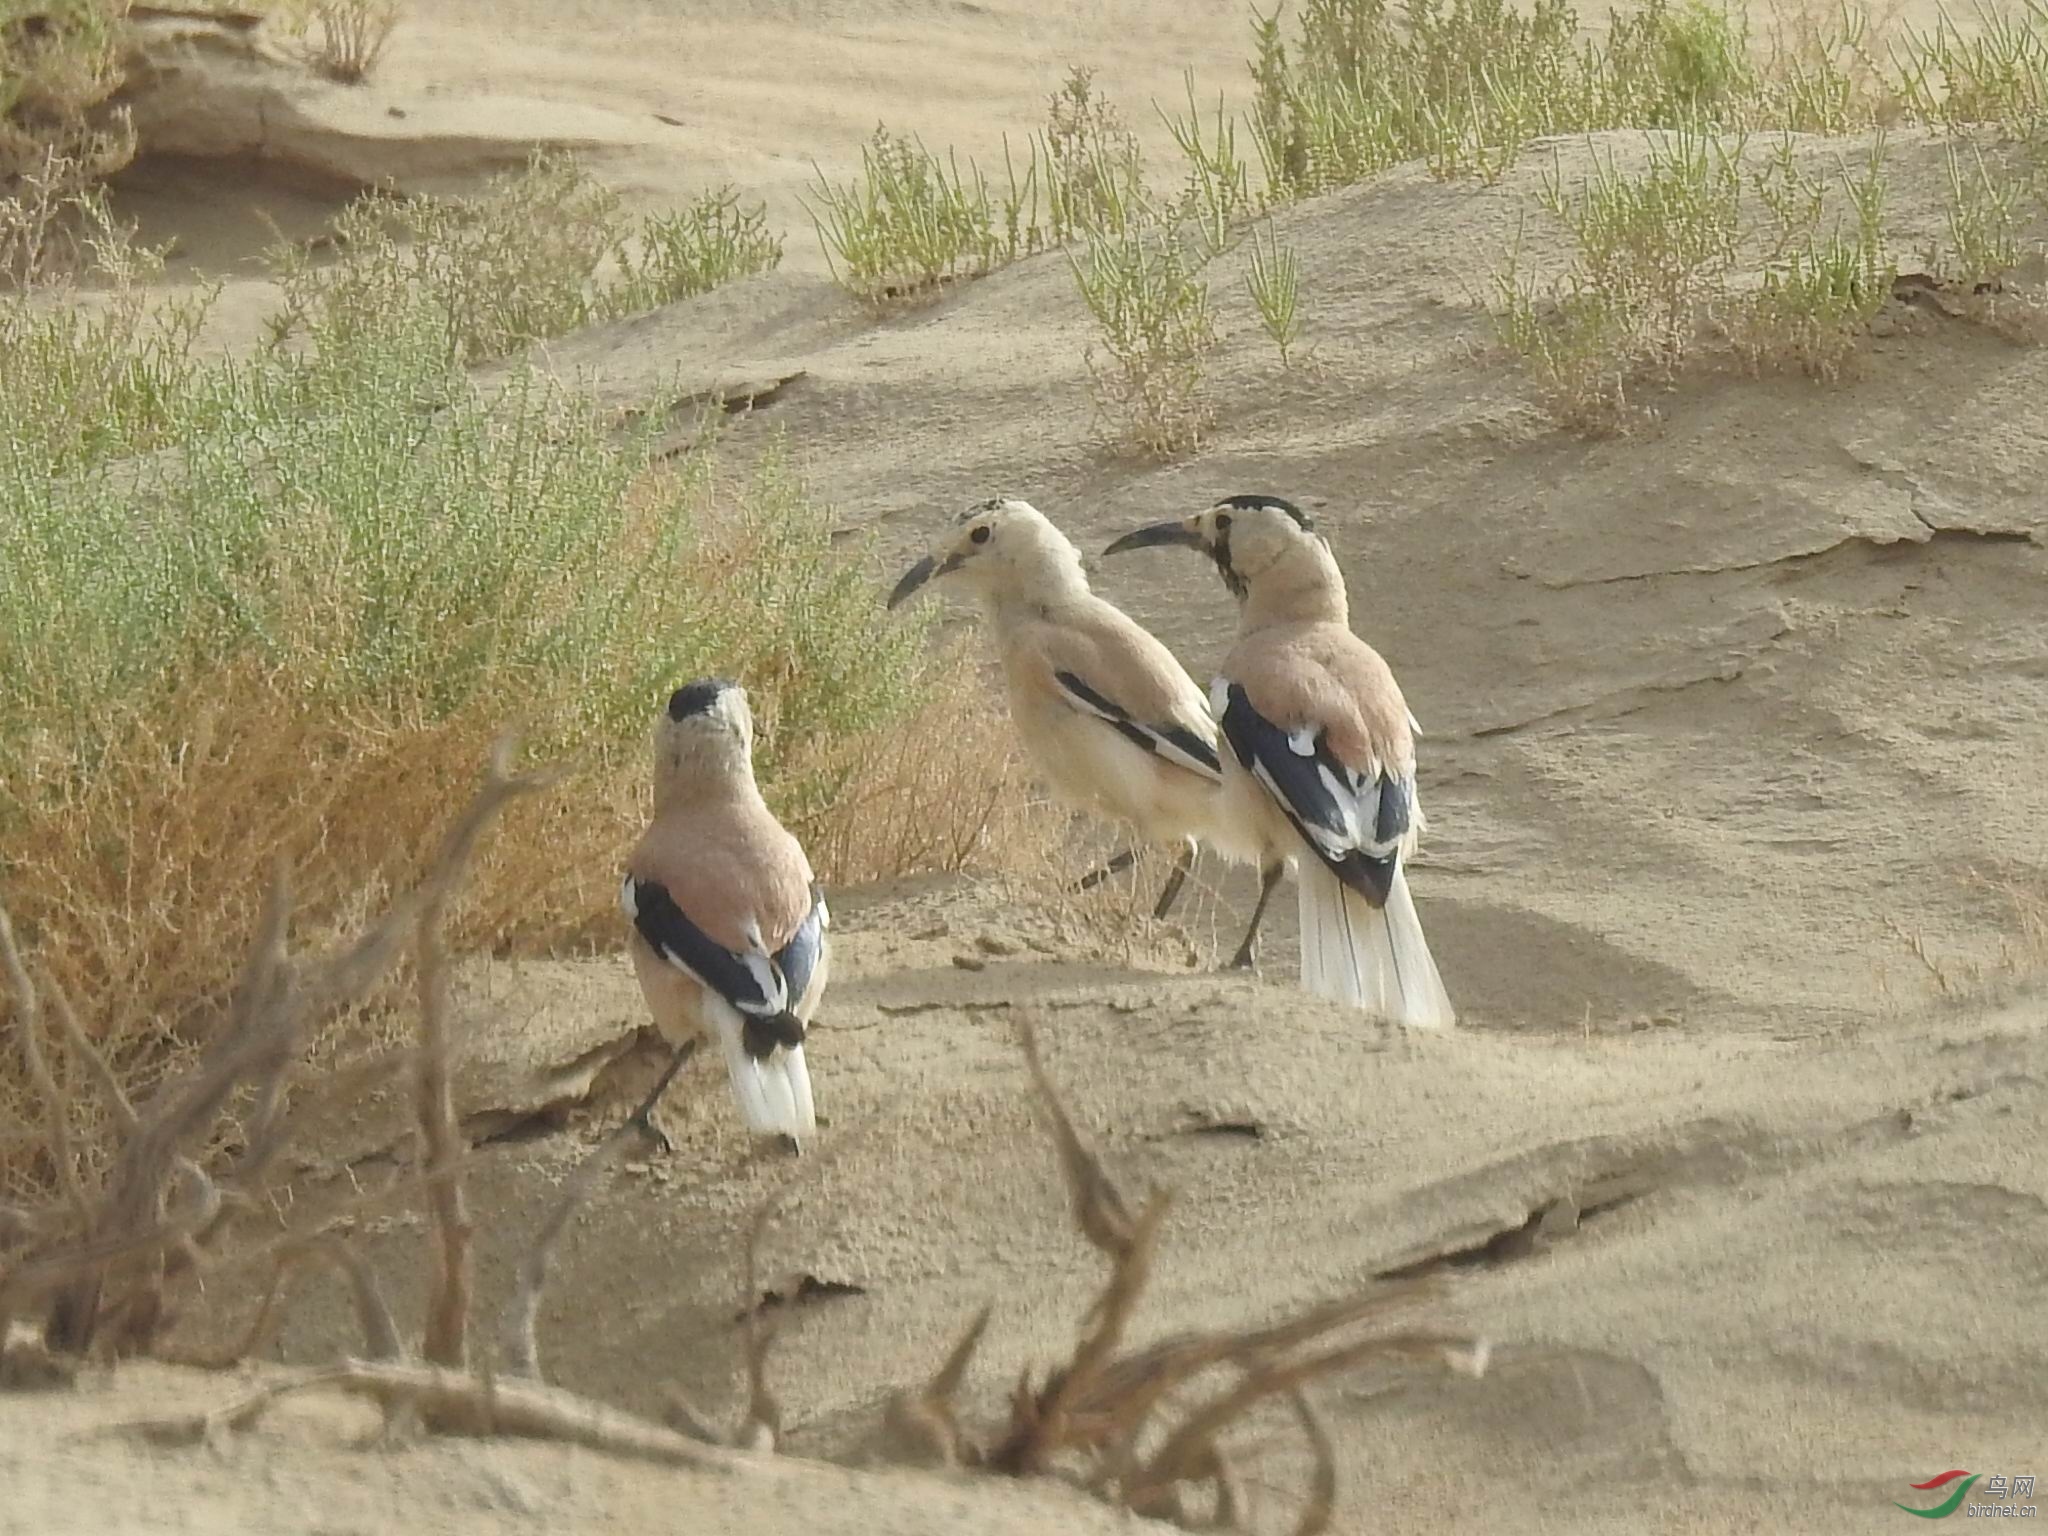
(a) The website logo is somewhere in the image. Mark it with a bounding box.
[1896,1470,2037,1520]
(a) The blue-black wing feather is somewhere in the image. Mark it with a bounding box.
[774,888,828,1010]
[1053,669,1223,777]
[1216,683,1404,907]
[625,876,808,1058]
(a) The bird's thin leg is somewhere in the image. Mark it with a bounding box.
[1074,848,1138,893]
[1152,841,1196,920]
[627,1038,700,1154]
[1228,863,1285,971]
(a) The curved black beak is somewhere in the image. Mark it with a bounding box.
[887,554,940,610]
[1102,521,1203,558]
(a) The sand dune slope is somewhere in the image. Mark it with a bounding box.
[10,879,2041,1534]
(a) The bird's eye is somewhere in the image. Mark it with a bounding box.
[970,524,991,545]
[1214,513,1233,533]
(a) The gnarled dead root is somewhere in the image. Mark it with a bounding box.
[917,1017,1492,1533]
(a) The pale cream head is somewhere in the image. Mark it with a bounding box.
[652,678,757,805]
[1101,494,1345,624]
[887,497,1091,614]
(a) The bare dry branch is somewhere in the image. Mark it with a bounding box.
[42,872,304,1353]
[737,1203,783,1452]
[866,1020,1492,1533]
[416,736,555,1371]
[881,1302,993,1467]
[0,904,91,1225]
[1127,1326,1481,1521]
[22,739,547,1360]
[4,1157,224,1354]
[44,975,138,1135]
[100,1158,226,1355]
[1017,1017,1139,1258]
[115,1360,777,1477]
[666,1196,791,1452]
[1082,1278,1442,1477]
[413,914,470,1371]
[499,1132,626,1382]
[986,1019,1174,1478]
[297,1233,405,1363]
[168,1249,295,1371]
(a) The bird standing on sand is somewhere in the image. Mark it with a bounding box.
[621,680,827,1152]
[1103,495,1455,1028]
[888,497,1255,920]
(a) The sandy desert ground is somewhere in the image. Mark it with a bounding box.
[5,1,2047,1533]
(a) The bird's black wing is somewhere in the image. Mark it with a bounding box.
[622,876,785,1014]
[1215,682,1409,907]
[774,887,829,1011]
[1053,669,1223,780]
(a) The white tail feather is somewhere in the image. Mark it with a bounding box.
[783,1044,816,1134]
[710,1001,818,1139]
[1296,861,1455,1029]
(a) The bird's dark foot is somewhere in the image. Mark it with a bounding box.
[1151,851,1193,921]
[625,1039,697,1155]
[1225,945,1258,972]
[629,1107,676,1156]
[1073,848,1138,894]
[777,1133,804,1157]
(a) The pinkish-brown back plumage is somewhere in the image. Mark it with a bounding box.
[1102,495,1454,1027]
[621,681,825,1145]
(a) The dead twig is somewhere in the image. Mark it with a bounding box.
[44,976,139,1136]
[1017,1018,1139,1258]
[416,736,555,1372]
[989,1019,1170,1477]
[112,1359,774,1477]
[1083,1280,1442,1480]
[895,1018,1492,1533]
[498,1131,628,1382]
[413,911,468,1371]
[41,872,301,1354]
[0,905,92,1226]
[18,737,548,1363]
[881,1303,993,1467]
[1,1159,219,1326]
[1125,1327,1474,1519]
[173,1231,404,1372]
[667,1197,789,1452]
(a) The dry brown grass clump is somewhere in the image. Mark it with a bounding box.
[783,641,1044,887]
[0,670,627,1210]
[0,640,1026,1205]
[0,737,550,1366]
